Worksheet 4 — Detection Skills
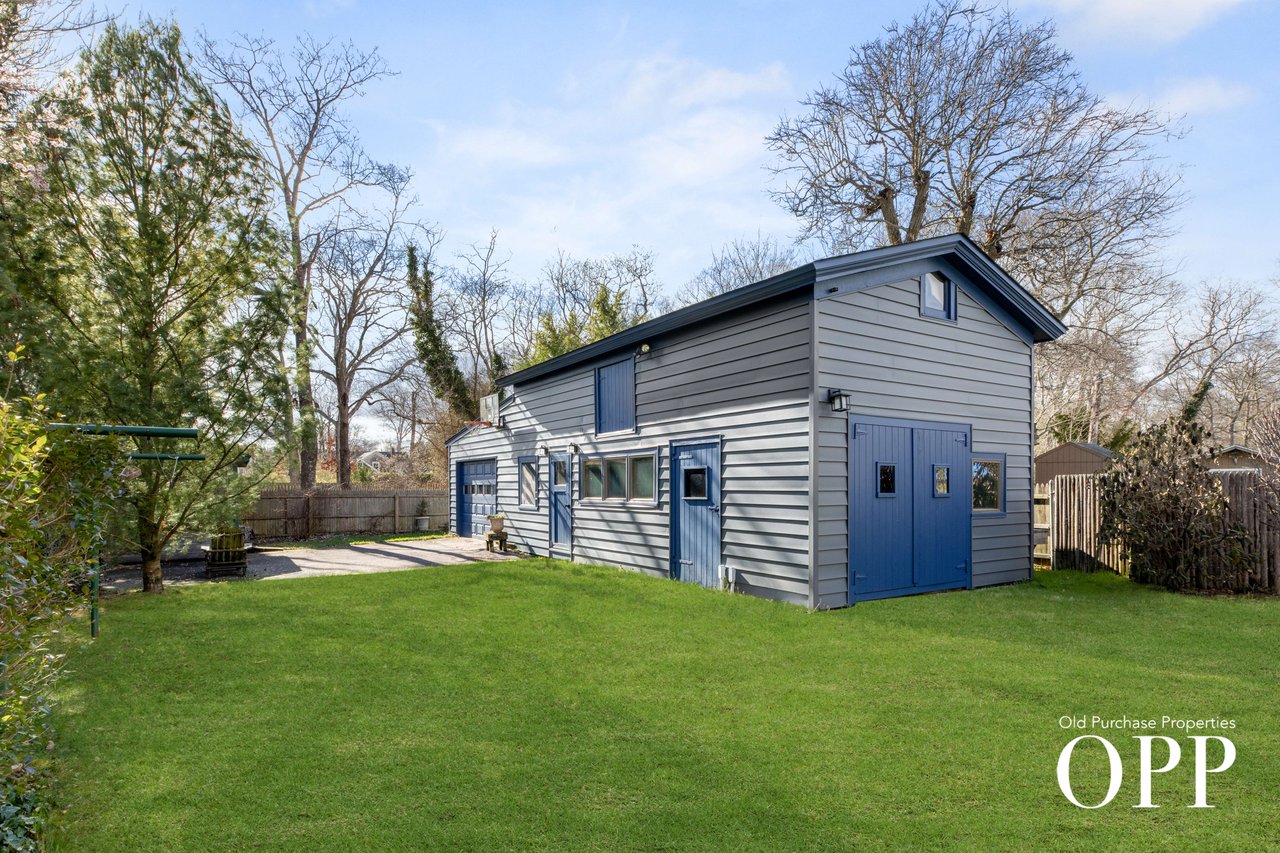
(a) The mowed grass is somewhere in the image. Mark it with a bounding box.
[51,562,1280,851]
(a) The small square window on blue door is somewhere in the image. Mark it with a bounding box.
[934,464,950,497]
[877,462,896,496]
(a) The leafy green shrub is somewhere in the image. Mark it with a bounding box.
[1,359,121,850]
[1098,385,1250,592]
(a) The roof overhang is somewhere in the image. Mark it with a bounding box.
[497,264,816,386]
[496,233,1067,388]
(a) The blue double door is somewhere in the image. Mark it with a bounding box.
[850,419,971,601]
[671,440,720,589]
[457,459,497,537]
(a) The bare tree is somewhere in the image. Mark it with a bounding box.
[371,372,428,452]
[1130,284,1276,422]
[0,0,104,172]
[311,179,423,488]
[769,3,1189,447]
[200,33,398,489]
[768,2,1181,260]
[677,233,800,306]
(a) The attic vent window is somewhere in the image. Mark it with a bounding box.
[921,272,956,321]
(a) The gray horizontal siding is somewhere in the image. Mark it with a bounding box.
[813,275,1035,608]
[449,292,813,605]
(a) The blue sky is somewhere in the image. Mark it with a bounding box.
[108,0,1277,293]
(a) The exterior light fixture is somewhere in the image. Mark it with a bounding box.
[570,443,580,455]
[637,342,651,355]
[827,389,850,413]
[538,444,549,456]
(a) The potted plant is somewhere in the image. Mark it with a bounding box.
[413,499,434,532]
[486,512,506,533]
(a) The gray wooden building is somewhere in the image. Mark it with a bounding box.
[1034,442,1116,486]
[448,234,1066,607]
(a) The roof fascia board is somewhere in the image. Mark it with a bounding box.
[498,264,816,387]
[817,255,1033,346]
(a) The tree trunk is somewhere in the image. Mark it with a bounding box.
[1087,373,1104,445]
[336,385,351,489]
[291,229,318,489]
[138,511,164,594]
[295,320,317,489]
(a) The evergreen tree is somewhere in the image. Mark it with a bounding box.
[407,244,474,419]
[14,20,288,592]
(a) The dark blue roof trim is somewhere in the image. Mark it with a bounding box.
[497,264,816,386]
[497,233,1066,387]
[812,234,1067,343]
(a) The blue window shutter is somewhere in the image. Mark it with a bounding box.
[595,357,635,434]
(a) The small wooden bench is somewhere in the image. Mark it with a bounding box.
[203,531,248,578]
[484,530,508,553]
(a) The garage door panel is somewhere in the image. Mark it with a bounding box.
[458,459,497,537]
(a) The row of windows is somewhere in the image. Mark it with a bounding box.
[874,456,1005,512]
[512,453,1002,512]
[461,481,494,496]
[582,453,656,501]
[517,452,658,506]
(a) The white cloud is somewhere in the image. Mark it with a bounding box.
[411,54,800,289]
[1108,76,1256,116]
[1029,0,1247,43]
[1156,77,1256,115]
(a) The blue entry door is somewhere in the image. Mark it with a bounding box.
[458,459,496,537]
[549,453,572,552]
[849,420,971,601]
[912,426,972,590]
[671,441,721,588]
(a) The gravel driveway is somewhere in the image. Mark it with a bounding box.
[102,535,517,594]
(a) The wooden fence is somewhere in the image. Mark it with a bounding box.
[245,486,449,539]
[1049,475,1129,574]
[1049,471,1280,592]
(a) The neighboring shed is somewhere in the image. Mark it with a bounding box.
[1209,444,1264,471]
[447,233,1067,607]
[1033,442,1115,486]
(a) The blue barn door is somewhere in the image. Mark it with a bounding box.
[849,422,914,596]
[457,459,497,537]
[548,453,572,553]
[912,426,972,590]
[671,440,720,588]
[849,419,971,601]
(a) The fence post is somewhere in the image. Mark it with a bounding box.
[394,495,400,533]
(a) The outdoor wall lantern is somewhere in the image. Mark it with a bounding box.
[570,443,580,455]
[827,389,850,413]
[538,445,549,456]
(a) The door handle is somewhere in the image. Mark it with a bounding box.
[708,505,720,513]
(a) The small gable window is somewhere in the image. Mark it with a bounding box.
[595,356,636,435]
[921,272,956,321]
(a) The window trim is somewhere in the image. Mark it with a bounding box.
[933,463,951,498]
[517,455,539,510]
[594,355,637,437]
[971,452,1007,517]
[920,272,957,322]
[578,447,660,506]
[876,461,898,498]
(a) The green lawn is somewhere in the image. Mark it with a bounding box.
[51,563,1280,850]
